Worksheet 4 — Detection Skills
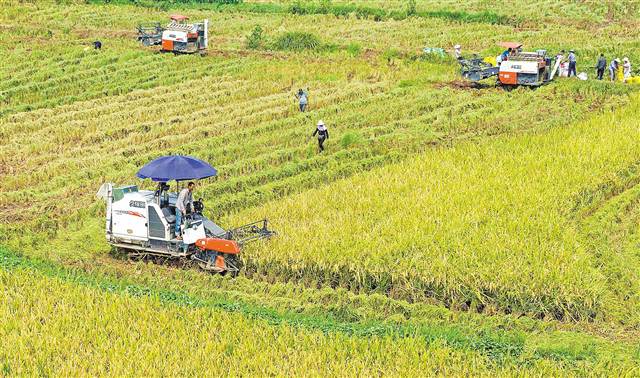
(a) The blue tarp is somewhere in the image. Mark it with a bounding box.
[136,155,217,182]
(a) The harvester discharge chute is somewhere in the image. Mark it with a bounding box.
[97,155,275,275]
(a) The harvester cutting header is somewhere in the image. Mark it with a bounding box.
[137,14,208,54]
[458,42,560,89]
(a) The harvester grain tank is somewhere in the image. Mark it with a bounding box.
[97,156,275,275]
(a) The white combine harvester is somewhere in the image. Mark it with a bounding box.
[137,14,208,55]
[97,156,274,275]
[459,42,558,89]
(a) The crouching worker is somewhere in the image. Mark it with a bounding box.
[175,181,195,240]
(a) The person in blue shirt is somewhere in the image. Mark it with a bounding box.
[609,58,620,81]
[500,48,511,62]
[568,50,577,77]
[295,89,308,112]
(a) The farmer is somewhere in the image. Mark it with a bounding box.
[500,48,511,62]
[623,57,632,81]
[567,50,577,77]
[453,44,462,59]
[596,54,606,80]
[295,88,308,112]
[609,58,620,81]
[312,120,329,152]
[175,181,195,240]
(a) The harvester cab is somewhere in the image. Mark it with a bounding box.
[96,156,275,275]
[137,14,208,55]
[459,42,558,88]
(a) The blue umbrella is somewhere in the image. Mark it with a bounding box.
[136,155,217,182]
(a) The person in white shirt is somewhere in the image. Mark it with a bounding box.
[623,57,632,81]
[453,44,462,59]
[175,181,195,240]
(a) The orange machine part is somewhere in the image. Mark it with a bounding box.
[215,256,226,269]
[196,238,241,254]
[499,71,518,85]
[162,39,174,51]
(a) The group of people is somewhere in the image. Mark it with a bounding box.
[554,50,578,77]
[556,50,632,81]
[294,88,330,152]
[596,54,632,81]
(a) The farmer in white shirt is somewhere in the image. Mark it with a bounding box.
[175,181,195,240]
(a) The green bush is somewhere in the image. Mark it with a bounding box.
[245,25,264,50]
[272,32,322,51]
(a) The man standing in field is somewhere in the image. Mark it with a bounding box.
[568,50,577,77]
[609,58,620,81]
[295,88,308,112]
[596,54,606,80]
[175,182,195,240]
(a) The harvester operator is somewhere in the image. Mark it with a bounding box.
[175,182,195,240]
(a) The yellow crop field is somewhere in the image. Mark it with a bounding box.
[2,0,640,375]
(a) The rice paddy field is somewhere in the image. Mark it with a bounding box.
[2,0,640,375]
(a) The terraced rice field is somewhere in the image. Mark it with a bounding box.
[2,0,640,375]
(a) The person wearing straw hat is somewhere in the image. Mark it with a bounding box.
[623,57,632,82]
[312,120,329,152]
[453,44,462,59]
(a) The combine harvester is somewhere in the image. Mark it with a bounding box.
[459,42,559,89]
[137,14,208,55]
[97,156,275,275]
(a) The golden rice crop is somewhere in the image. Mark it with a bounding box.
[2,1,640,375]
[229,94,640,322]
